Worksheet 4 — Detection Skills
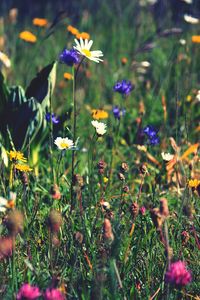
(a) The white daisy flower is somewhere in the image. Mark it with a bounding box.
[74,38,103,63]
[161,152,174,162]
[54,137,74,150]
[91,120,107,136]
[181,0,193,4]
[184,15,199,24]
[0,197,8,212]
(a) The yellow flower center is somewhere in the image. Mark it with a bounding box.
[60,142,69,149]
[82,49,91,57]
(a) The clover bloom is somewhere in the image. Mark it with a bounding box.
[44,288,65,300]
[19,31,37,43]
[33,18,48,27]
[92,109,108,120]
[16,283,41,300]
[113,80,133,96]
[165,261,192,287]
[45,112,59,124]
[74,38,103,63]
[112,106,126,120]
[143,125,160,145]
[91,120,107,136]
[59,48,80,66]
[0,51,11,68]
[54,137,74,150]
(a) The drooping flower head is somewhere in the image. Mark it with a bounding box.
[113,80,133,96]
[165,261,192,287]
[44,288,65,300]
[16,283,41,300]
[59,48,80,66]
[143,125,160,145]
[45,112,59,124]
[54,137,74,150]
[91,120,107,136]
[74,38,103,63]
[112,106,126,120]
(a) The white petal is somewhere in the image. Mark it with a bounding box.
[87,40,93,50]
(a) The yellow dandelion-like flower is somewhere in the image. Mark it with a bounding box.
[15,164,32,172]
[19,31,37,43]
[188,179,200,189]
[76,32,90,40]
[67,25,79,35]
[32,18,48,27]
[92,109,108,120]
[8,151,27,162]
[63,72,73,80]
[103,177,109,183]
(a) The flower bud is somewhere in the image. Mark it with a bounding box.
[103,218,114,241]
[5,210,24,236]
[130,202,139,219]
[75,231,83,244]
[150,208,164,230]
[50,184,61,200]
[97,160,107,174]
[48,210,62,233]
[0,237,13,259]
[160,198,169,217]
[73,174,84,187]
[120,162,129,173]
[118,172,125,181]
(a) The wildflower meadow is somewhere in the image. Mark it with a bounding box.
[0,1,200,299]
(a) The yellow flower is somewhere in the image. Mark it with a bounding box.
[0,51,11,68]
[63,72,73,80]
[103,177,109,183]
[19,31,37,43]
[192,35,200,43]
[76,32,90,40]
[15,164,32,172]
[92,109,108,120]
[8,151,27,162]
[186,95,192,102]
[67,25,79,35]
[32,18,48,27]
[188,179,200,189]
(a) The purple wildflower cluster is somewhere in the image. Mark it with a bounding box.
[59,48,79,66]
[165,261,192,287]
[113,80,133,96]
[45,112,59,124]
[112,106,126,120]
[143,125,160,145]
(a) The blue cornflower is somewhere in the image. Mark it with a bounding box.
[59,48,80,66]
[113,80,134,96]
[143,125,160,145]
[45,113,59,124]
[112,106,126,120]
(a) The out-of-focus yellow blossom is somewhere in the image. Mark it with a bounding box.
[8,151,27,162]
[188,179,200,189]
[33,18,48,27]
[103,177,109,183]
[67,25,79,35]
[92,109,108,120]
[19,31,37,43]
[76,32,90,40]
[15,164,32,172]
[63,72,73,80]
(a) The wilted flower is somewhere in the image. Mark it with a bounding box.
[45,112,59,124]
[0,51,11,68]
[113,80,133,96]
[112,106,126,120]
[48,210,62,233]
[184,15,199,24]
[74,38,103,63]
[54,137,74,150]
[91,120,107,135]
[59,48,80,66]
[19,31,37,43]
[16,283,41,300]
[92,109,108,120]
[165,261,192,287]
[5,209,24,236]
[33,18,48,27]
[103,218,114,241]
[0,237,13,260]
[44,288,65,300]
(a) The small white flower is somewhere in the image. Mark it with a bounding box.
[54,137,74,150]
[140,61,151,67]
[161,152,174,162]
[91,120,107,136]
[0,197,8,212]
[184,14,199,24]
[74,38,103,63]
[179,39,186,45]
[181,0,193,4]
[0,51,11,68]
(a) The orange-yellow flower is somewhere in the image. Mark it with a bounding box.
[92,109,109,120]
[192,35,200,43]
[33,18,48,27]
[188,179,200,189]
[15,164,32,172]
[76,32,90,40]
[67,25,79,35]
[63,72,73,80]
[121,57,128,65]
[8,150,27,162]
[19,31,37,43]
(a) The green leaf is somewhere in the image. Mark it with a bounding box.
[0,70,9,115]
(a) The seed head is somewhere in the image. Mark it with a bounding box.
[48,210,62,233]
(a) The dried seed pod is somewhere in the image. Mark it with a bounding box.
[160,198,169,217]
[97,160,107,174]
[5,210,24,236]
[75,231,83,244]
[103,218,114,241]
[20,172,28,186]
[0,237,13,260]
[150,208,164,230]
[121,162,129,173]
[123,185,129,193]
[50,184,61,200]
[73,174,84,187]
[183,204,194,219]
[181,231,190,245]
[48,210,62,233]
[52,234,60,247]
[165,246,173,261]
[130,202,139,219]
[139,163,148,175]
[118,172,125,181]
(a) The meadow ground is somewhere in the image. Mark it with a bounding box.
[0,1,200,299]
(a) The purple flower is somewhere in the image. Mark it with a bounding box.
[165,261,192,287]
[59,48,80,66]
[113,80,133,96]
[45,113,59,124]
[16,283,41,300]
[44,288,65,300]
[143,125,160,145]
[112,106,126,120]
